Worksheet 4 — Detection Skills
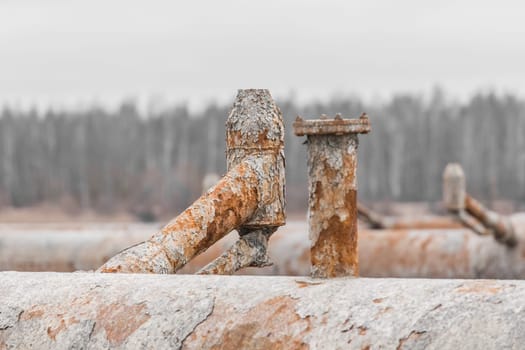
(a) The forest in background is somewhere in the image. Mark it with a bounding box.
[1,90,524,220]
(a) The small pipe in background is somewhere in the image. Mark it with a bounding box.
[443,163,518,246]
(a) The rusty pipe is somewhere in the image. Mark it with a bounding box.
[197,228,273,275]
[357,202,461,230]
[294,113,370,278]
[465,194,517,246]
[443,163,517,246]
[181,223,525,279]
[357,202,386,228]
[4,220,525,278]
[98,89,285,273]
[1,272,525,349]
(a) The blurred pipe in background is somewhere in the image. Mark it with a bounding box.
[3,217,525,279]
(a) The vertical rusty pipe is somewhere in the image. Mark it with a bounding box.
[294,113,370,278]
[443,163,466,212]
[98,89,285,274]
[226,89,285,230]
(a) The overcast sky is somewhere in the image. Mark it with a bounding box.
[1,0,525,111]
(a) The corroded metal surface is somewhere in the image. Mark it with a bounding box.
[4,220,525,278]
[226,89,285,229]
[357,202,461,229]
[197,228,273,275]
[252,222,525,279]
[294,114,369,278]
[293,113,371,136]
[97,162,260,273]
[97,89,285,274]
[2,272,525,349]
[443,163,518,246]
[465,195,517,246]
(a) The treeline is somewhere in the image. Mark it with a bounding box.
[1,91,524,218]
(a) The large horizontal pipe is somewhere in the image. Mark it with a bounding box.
[0,226,157,272]
[259,224,525,279]
[2,218,525,278]
[0,272,524,349]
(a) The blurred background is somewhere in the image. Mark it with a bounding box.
[1,0,524,222]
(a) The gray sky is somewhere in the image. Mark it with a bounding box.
[1,0,525,111]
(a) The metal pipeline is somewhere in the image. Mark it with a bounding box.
[184,221,525,279]
[294,113,370,278]
[3,221,525,278]
[443,163,518,246]
[98,89,285,274]
[357,202,462,230]
[1,272,524,349]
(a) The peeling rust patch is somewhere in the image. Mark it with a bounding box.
[183,296,311,350]
[47,317,79,341]
[454,281,504,295]
[95,302,150,346]
[19,307,44,321]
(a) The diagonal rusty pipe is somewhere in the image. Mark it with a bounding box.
[98,89,285,273]
[443,163,517,246]
[294,113,370,278]
[357,202,461,229]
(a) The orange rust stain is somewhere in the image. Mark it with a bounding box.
[454,281,503,295]
[294,280,323,288]
[95,303,150,346]
[257,130,270,146]
[101,161,260,274]
[360,230,471,278]
[47,319,64,340]
[311,190,358,278]
[183,296,311,350]
[358,230,408,277]
[389,218,462,230]
[46,317,80,340]
[100,266,121,273]
[20,307,45,321]
[358,326,367,335]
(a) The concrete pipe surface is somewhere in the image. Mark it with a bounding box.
[1,272,525,349]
